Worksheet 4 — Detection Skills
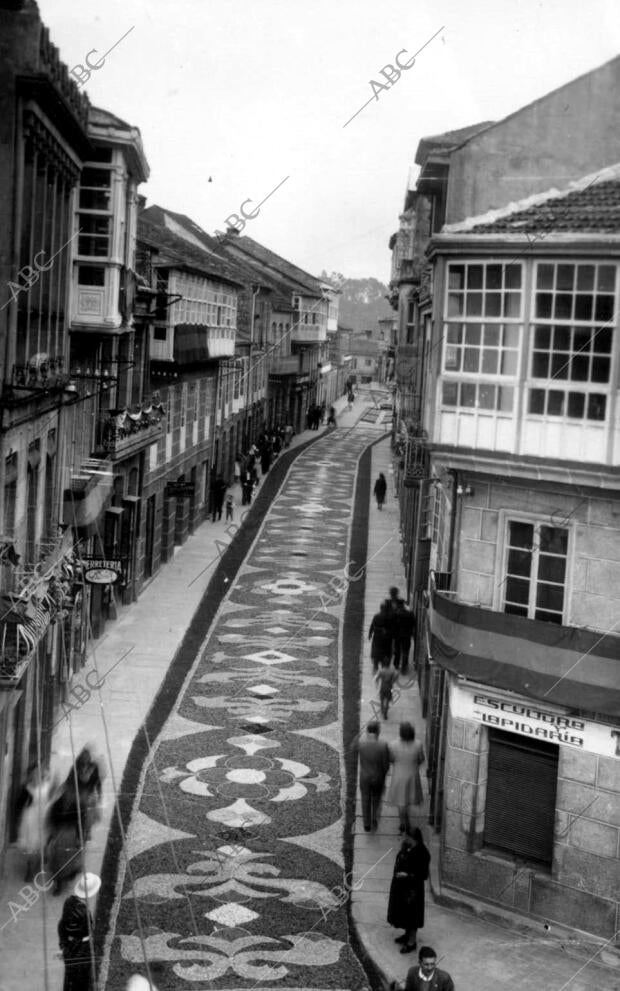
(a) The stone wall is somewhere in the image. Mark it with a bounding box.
[442,714,620,938]
[455,478,620,630]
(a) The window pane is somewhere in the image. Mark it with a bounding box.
[79,188,111,210]
[547,391,564,415]
[80,215,111,235]
[508,547,532,576]
[464,348,479,372]
[504,292,521,317]
[449,266,465,290]
[535,583,564,613]
[529,389,545,414]
[497,387,514,411]
[505,602,529,617]
[537,264,554,290]
[539,526,567,555]
[532,353,549,378]
[461,383,476,407]
[553,325,571,350]
[596,326,612,353]
[482,349,499,374]
[509,521,534,548]
[442,382,458,406]
[444,346,461,370]
[570,355,589,381]
[446,324,463,344]
[597,266,615,292]
[78,266,105,286]
[576,266,594,291]
[448,294,463,317]
[78,235,109,257]
[535,609,562,624]
[550,354,569,379]
[595,295,613,322]
[538,556,567,583]
[505,265,522,289]
[466,293,483,316]
[484,325,500,346]
[478,385,495,409]
[567,392,585,418]
[534,326,551,349]
[485,293,502,317]
[574,294,593,321]
[554,294,573,319]
[591,357,610,382]
[587,394,606,420]
[536,294,553,318]
[557,265,575,291]
[467,265,483,289]
[486,265,502,290]
[503,325,520,348]
[81,167,111,188]
[505,577,530,605]
[465,324,482,344]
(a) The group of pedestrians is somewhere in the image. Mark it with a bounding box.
[15,746,103,895]
[369,587,415,673]
[307,403,326,429]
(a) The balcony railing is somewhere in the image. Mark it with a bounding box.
[94,398,166,458]
[11,355,67,392]
[290,325,327,345]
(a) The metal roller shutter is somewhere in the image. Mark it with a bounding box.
[484,728,559,867]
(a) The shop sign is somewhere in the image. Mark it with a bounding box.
[165,482,195,497]
[82,558,123,585]
[450,681,620,759]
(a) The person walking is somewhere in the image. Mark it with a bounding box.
[387,828,430,954]
[388,722,425,834]
[15,762,55,881]
[225,493,234,521]
[394,601,416,673]
[384,586,405,666]
[357,721,390,832]
[58,872,100,990]
[374,473,387,510]
[211,474,226,521]
[374,656,398,720]
[327,406,336,426]
[284,423,293,447]
[392,946,455,990]
[368,603,391,673]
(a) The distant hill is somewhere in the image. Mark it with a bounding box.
[320,272,392,332]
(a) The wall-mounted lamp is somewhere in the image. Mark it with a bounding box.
[456,484,475,497]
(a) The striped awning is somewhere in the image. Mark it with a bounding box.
[429,589,620,718]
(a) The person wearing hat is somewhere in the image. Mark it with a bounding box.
[58,872,100,990]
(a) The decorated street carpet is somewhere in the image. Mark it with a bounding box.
[100,427,380,990]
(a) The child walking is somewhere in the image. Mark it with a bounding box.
[225,493,234,521]
[374,656,398,720]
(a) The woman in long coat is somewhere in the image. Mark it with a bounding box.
[387,828,430,954]
[388,722,425,834]
[58,873,100,990]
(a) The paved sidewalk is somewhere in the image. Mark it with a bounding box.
[351,439,620,991]
[0,393,360,991]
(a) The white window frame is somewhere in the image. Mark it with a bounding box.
[494,510,574,625]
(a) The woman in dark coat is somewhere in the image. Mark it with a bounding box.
[374,473,387,510]
[47,748,103,894]
[387,827,430,954]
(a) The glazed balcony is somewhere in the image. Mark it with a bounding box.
[94,398,165,459]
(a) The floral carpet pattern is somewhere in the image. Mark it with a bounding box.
[102,428,378,990]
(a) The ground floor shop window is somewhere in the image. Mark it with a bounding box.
[483,729,558,867]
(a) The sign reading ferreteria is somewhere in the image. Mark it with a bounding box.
[82,558,123,585]
[165,482,195,498]
[450,681,620,760]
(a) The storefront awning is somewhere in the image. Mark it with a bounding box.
[429,589,620,718]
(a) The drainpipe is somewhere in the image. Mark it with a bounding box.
[446,468,459,587]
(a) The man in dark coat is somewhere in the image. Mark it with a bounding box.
[368,603,390,672]
[394,946,455,991]
[58,873,100,990]
[393,602,416,673]
[211,474,226,521]
[384,586,406,667]
[357,721,390,832]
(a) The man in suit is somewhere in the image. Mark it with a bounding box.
[357,721,390,832]
[392,946,455,991]
[393,601,416,673]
